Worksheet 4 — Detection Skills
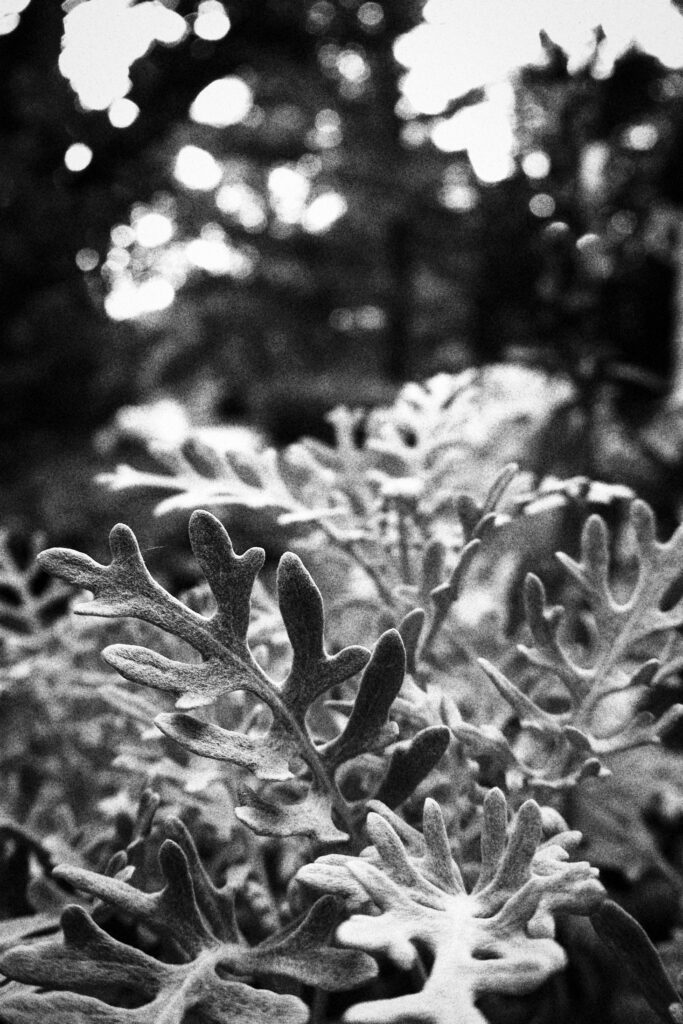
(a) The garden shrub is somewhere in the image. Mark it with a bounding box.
[1,369,683,1022]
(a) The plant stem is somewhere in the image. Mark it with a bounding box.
[318,521,397,610]
[310,986,329,1024]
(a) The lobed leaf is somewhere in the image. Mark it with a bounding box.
[0,809,373,1024]
[277,552,371,721]
[236,784,349,844]
[522,500,683,695]
[298,789,604,1024]
[40,513,421,844]
[322,629,405,768]
[591,899,683,1022]
[155,713,293,779]
[476,497,683,789]
[375,725,451,809]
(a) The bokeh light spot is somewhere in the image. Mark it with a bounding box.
[576,232,601,251]
[0,0,28,34]
[529,193,556,218]
[134,212,175,248]
[186,227,254,277]
[622,123,659,151]
[432,84,516,184]
[521,150,551,179]
[190,76,253,127]
[108,97,140,128]
[337,48,370,83]
[440,166,478,211]
[358,3,384,30]
[216,183,267,230]
[174,146,223,190]
[0,13,20,34]
[310,108,342,148]
[194,0,230,41]
[105,276,176,320]
[110,224,136,247]
[64,142,93,171]
[61,0,187,110]
[75,248,100,272]
[302,192,348,233]
[395,0,683,116]
[136,277,176,313]
[268,165,310,224]
[153,7,186,44]
[307,1,335,33]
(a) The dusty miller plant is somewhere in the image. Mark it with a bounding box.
[98,368,585,634]
[3,371,683,1021]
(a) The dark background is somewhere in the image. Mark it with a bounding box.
[3,0,683,544]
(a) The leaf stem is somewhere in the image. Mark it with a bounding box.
[318,521,397,610]
[309,986,328,1024]
[395,503,415,587]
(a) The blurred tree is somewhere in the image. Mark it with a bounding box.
[4,0,683,540]
[88,0,473,435]
[499,38,683,508]
[87,2,683,436]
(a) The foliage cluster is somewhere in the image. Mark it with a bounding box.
[3,372,683,1022]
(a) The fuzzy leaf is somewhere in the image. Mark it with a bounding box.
[323,629,405,768]
[236,784,349,844]
[102,647,254,710]
[0,909,309,1024]
[0,913,59,953]
[277,552,370,721]
[477,657,561,733]
[154,713,293,780]
[39,525,209,648]
[592,899,683,1022]
[0,814,370,1024]
[234,895,377,991]
[0,530,72,644]
[476,497,683,789]
[570,745,683,881]
[430,538,481,614]
[188,510,265,646]
[299,789,604,1024]
[375,725,451,809]
[520,501,683,700]
[451,721,518,773]
[39,513,386,842]
[397,608,425,675]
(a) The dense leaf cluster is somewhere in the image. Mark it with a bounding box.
[3,374,683,1021]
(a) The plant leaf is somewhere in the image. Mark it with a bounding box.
[0,812,369,1024]
[154,713,293,780]
[236,784,349,844]
[39,513,387,842]
[299,790,604,1024]
[322,629,405,768]
[375,725,451,809]
[592,899,682,1022]
[277,552,370,721]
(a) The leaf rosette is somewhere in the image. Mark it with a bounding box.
[297,788,604,1024]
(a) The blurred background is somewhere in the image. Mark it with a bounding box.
[5,0,683,547]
